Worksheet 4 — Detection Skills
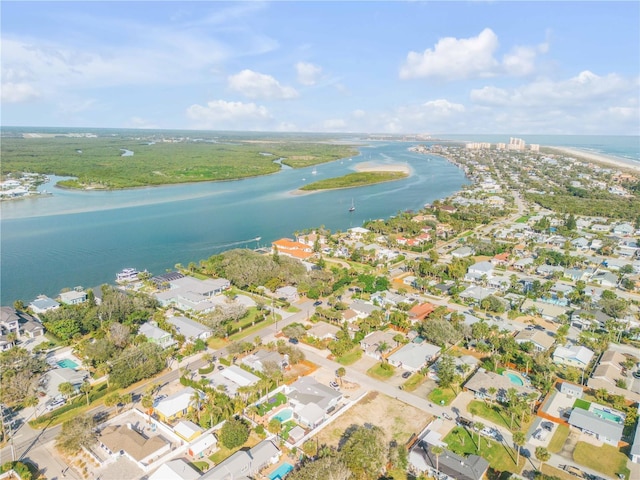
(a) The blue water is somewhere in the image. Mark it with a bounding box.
[57,359,79,369]
[272,408,293,423]
[269,462,294,480]
[0,139,468,303]
[505,372,525,386]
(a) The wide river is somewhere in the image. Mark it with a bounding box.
[0,141,468,304]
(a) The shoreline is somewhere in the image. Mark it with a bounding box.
[543,146,640,173]
[290,162,412,196]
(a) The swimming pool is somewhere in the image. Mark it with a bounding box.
[57,358,79,369]
[504,371,524,386]
[592,407,623,423]
[271,408,293,423]
[269,462,294,480]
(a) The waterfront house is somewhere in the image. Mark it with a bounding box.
[271,238,314,260]
[29,295,60,314]
[59,288,87,305]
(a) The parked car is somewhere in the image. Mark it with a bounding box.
[313,300,322,307]
[217,365,225,370]
[45,398,66,412]
[402,371,412,379]
[329,381,340,390]
[442,412,453,421]
[288,337,299,344]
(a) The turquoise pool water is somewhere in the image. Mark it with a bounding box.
[57,358,79,369]
[269,462,294,480]
[272,408,293,423]
[593,408,623,423]
[505,372,524,386]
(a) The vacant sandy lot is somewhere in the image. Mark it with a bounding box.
[315,391,432,448]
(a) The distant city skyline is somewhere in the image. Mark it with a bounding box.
[2,1,639,135]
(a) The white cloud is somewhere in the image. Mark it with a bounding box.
[400,28,499,80]
[470,70,637,107]
[228,69,299,100]
[1,82,39,103]
[502,45,542,76]
[295,62,322,86]
[423,99,466,115]
[186,99,273,130]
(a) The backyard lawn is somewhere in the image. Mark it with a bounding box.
[402,373,427,392]
[467,400,530,431]
[428,387,457,405]
[209,431,262,464]
[336,348,362,365]
[573,442,630,480]
[367,362,396,380]
[547,424,570,453]
[444,426,525,474]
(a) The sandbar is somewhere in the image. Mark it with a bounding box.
[545,146,640,173]
[354,161,412,175]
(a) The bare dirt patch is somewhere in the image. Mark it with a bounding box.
[315,391,432,448]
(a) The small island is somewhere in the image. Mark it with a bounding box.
[299,163,410,192]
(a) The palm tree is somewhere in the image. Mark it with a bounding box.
[23,395,39,419]
[431,445,444,474]
[190,390,202,423]
[535,446,551,472]
[336,367,346,386]
[58,382,75,400]
[80,381,92,406]
[513,431,526,465]
[473,422,484,452]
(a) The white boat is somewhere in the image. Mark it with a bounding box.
[349,199,355,212]
[311,168,317,175]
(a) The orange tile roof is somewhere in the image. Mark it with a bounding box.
[408,302,435,319]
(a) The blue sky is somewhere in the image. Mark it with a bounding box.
[2,1,639,134]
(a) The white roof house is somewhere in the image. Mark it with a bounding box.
[221,365,260,387]
[29,295,60,314]
[166,316,212,342]
[387,342,441,372]
[154,387,200,421]
[149,459,200,480]
[173,420,203,441]
[187,433,217,458]
[553,345,594,369]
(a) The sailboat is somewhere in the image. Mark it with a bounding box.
[349,199,355,212]
[311,167,317,175]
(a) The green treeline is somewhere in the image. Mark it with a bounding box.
[300,171,408,191]
[1,136,356,189]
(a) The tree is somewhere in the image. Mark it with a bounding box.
[473,422,484,452]
[219,417,250,449]
[104,391,122,413]
[431,445,444,473]
[288,456,351,480]
[55,414,96,454]
[58,382,75,399]
[535,446,551,471]
[22,395,39,419]
[513,430,526,465]
[268,418,282,435]
[339,425,388,480]
[80,381,92,406]
[302,439,318,458]
[437,354,456,388]
[336,367,346,385]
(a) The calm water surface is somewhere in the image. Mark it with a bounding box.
[0,141,468,303]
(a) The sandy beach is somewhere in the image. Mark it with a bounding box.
[545,146,640,173]
[353,161,412,175]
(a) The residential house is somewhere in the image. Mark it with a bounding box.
[29,295,60,314]
[520,299,567,321]
[275,285,299,302]
[568,407,624,446]
[0,306,44,338]
[371,290,410,308]
[514,328,556,352]
[430,355,479,382]
[272,238,314,260]
[285,377,342,428]
[166,316,212,343]
[552,345,594,369]
[459,286,497,304]
[154,387,201,423]
[463,368,538,402]
[631,407,640,463]
[451,246,474,258]
[173,420,203,442]
[208,366,260,397]
[187,433,218,459]
[559,382,584,398]
[513,257,534,272]
[570,309,612,331]
[409,440,489,480]
[201,439,280,480]
[491,253,510,267]
[347,227,370,240]
[387,342,440,372]
[349,300,381,320]
[408,302,435,322]
[465,261,494,283]
[155,276,231,313]
[98,424,171,470]
[307,322,340,341]
[571,237,590,250]
[59,288,87,305]
[613,223,634,236]
[149,459,200,480]
[139,322,176,349]
[359,330,399,359]
[241,350,286,373]
[587,349,640,402]
[591,271,618,288]
[43,367,89,398]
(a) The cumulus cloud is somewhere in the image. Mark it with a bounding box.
[186,99,272,130]
[295,62,323,86]
[400,28,499,80]
[228,69,298,99]
[423,99,466,115]
[470,70,636,107]
[1,82,39,103]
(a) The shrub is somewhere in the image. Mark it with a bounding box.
[219,418,250,449]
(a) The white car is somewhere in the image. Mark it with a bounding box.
[45,398,66,412]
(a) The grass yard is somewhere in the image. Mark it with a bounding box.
[573,442,630,480]
[209,431,262,464]
[515,215,531,223]
[207,337,228,350]
[315,391,431,448]
[444,426,525,474]
[336,348,362,365]
[367,362,396,380]
[402,373,427,392]
[573,398,591,410]
[467,400,529,431]
[541,464,577,480]
[547,424,570,453]
[428,387,457,406]
[190,461,210,472]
